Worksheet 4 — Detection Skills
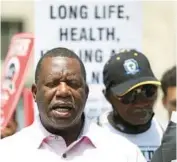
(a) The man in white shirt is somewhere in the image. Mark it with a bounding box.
[0,47,146,162]
[100,49,163,162]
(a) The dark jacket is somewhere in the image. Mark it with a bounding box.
[151,120,176,162]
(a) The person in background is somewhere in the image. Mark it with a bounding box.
[0,47,146,162]
[151,66,176,162]
[0,112,18,139]
[100,49,163,162]
[161,66,176,120]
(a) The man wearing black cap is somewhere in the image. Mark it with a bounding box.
[100,49,164,162]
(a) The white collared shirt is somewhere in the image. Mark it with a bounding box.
[0,115,146,162]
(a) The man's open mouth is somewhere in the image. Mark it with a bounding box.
[50,103,73,118]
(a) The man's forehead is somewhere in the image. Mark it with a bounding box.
[40,56,82,76]
[42,56,80,69]
[42,56,78,63]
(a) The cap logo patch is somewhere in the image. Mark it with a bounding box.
[123,59,140,75]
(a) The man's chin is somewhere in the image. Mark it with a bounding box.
[50,117,80,129]
[53,122,75,130]
[131,118,151,126]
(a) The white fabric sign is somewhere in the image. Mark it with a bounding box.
[34,0,142,119]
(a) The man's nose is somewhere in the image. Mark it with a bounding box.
[55,82,71,97]
[133,93,148,104]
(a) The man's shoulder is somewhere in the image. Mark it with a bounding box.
[0,125,33,149]
[90,122,139,150]
[0,126,37,162]
[91,124,146,161]
[151,117,165,135]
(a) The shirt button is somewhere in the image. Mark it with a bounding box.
[54,136,59,140]
[62,153,67,158]
[54,136,63,141]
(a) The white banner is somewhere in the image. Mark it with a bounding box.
[34,0,142,121]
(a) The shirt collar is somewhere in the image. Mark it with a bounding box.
[171,111,177,123]
[30,114,98,148]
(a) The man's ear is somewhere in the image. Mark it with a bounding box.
[31,84,37,102]
[85,84,89,99]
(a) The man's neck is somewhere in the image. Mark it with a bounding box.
[41,115,85,146]
[108,111,153,134]
[59,119,84,146]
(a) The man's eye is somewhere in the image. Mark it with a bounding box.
[45,80,59,87]
[45,82,54,87]
[68,81,81,88]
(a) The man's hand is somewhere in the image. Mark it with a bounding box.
[1,119,17,139]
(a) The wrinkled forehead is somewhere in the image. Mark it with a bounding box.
[40,56,82,78]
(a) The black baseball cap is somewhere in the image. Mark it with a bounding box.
[103,50,161,96]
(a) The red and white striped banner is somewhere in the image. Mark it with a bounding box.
[0,33,34,130]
